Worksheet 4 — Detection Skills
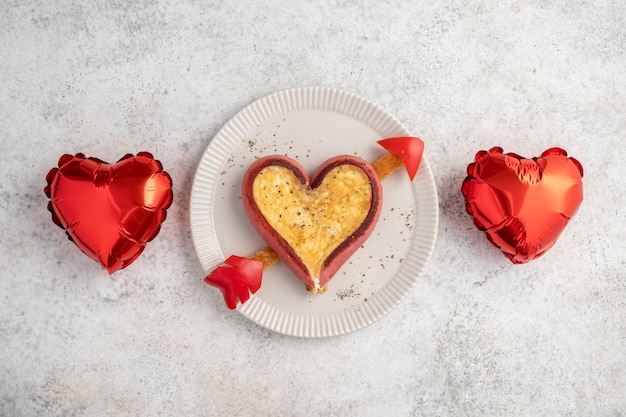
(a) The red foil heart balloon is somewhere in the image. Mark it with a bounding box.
[461,147,583,264]
[44,152,173,273]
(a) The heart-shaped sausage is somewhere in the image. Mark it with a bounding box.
[242,155,382,293]
[461,147,583,263]
[44,152,173,273]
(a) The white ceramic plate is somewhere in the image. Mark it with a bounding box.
[190,87,438,338]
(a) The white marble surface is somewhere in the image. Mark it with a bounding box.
[1,1,625,416]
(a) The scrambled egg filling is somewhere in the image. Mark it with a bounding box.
[252,164,373,279]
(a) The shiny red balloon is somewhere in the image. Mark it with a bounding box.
[461,147,583,264]
[44,152,173,273]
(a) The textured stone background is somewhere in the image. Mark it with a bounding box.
[1,1,625,416]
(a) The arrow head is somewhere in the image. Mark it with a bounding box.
[377,137,424,181]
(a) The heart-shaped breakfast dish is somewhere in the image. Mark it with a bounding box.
[203,136,425,310]
[242,155,383,294]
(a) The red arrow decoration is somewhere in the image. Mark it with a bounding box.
[377,136,424,181]
[204,255,263,309]
[205,136,425,309]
